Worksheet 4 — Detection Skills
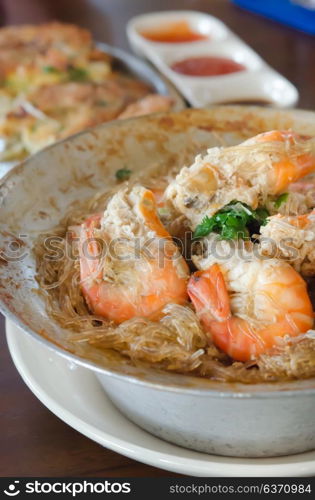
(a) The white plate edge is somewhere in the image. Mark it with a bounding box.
[5,320,315,478]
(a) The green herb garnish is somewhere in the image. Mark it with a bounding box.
[43,65,60,74]
[96,99,108,107]
[115,168,132,181]
[193,200,269,240]
[274,192,289,209]
[254,207,270,221]
[158,207,169,216]
[68,67,89,82]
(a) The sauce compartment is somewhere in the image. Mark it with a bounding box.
[162,39,262,75]
[170,57,246,77]
[127,10,298,108]
[129,10,228,49]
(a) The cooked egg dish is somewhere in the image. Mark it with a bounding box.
[0,22,172,161]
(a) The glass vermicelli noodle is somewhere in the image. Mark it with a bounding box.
[35,131,315,384]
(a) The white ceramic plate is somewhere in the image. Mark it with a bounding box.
[6,319,315,477]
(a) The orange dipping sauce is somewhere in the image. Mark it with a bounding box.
[171,57,246,77]
[140,20,208,43]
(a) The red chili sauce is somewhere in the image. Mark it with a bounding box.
[140,21,208,43]
[171,56,246,77]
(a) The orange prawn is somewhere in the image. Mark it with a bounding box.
[188,261,314,362]
[79,186,189,323]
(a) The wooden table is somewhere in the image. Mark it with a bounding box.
[1,0,315,477]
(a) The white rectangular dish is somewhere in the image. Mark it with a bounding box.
[127,10,298,108]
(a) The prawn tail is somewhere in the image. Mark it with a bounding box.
[188,264,231,323]
[79,213,103,283]
[210,317,266,362]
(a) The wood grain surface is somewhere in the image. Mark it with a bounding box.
[1,0,315,477]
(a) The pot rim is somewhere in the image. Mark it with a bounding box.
[2,106,315,399]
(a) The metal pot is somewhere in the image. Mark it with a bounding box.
[1,107,315,457]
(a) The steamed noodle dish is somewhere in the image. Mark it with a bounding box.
[35,130,315,383]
